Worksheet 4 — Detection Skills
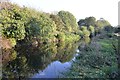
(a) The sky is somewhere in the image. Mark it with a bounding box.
[10,0,119,26]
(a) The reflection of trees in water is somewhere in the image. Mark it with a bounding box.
[2,41,80,78]
[78,37,91,51]
[84,37,90,44]
[2,55,31,78]
[55,41,80,63]
[2,49,17,65]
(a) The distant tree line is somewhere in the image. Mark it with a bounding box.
[78,17,113,37]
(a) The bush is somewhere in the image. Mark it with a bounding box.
[0,4,26,40]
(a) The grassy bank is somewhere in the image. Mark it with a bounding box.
[62,35,118,78]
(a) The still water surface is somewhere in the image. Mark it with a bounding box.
[2,40,86,78]
[32,52,79,78]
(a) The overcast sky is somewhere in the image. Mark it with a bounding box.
[10,0,119,26]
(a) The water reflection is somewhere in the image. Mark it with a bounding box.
[32,61,71,78]
[2,41,80,78]
[84,37,91,44]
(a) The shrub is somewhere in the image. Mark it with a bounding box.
[0,4,26,40]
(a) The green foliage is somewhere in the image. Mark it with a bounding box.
[63,36,118,78]
[78,17,96,27]
[65,32,80,42]
[10,50,17,60]
[114,25,120,33]
[9,38,16,47]
[81,26,87,31]
[76,30,83,37]
[2,40,81,78]
[89,25,95,33]
[25,10,57,42]
[88,25,95,37]
[0,2,81,48]
[9,7,57,43]
[58,11,78,32]
[83,37,91,44]
[96,18,111,29]
[56,32,80,42]
[57,32,65,42]
[78,19,86,26]
[81,26,90,37]
[56,42,80,63]
[50,14,65,32]
[78,17,111,36]
[1,3,117,78]
[0,4,26,40]
[85,17,96,26]
[104,26,113,33]
[94,18,111,36]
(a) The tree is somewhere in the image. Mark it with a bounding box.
[89,25,95,33]
[0,4,26,40]
[81,26,90,37]
[88,25,95,38]
[58,11,78,32]
[50,14,65,32]
[114,25,120,33]
[78,17,96,27]
[85,16,96,27]
[96,18,111,29]
[104,26,113,33]
[24,9,57,42]
[78,19,86,27]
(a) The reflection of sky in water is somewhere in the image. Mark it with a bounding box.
[32,49,80,78]
[2,39,82,78]
[32,61,71,78]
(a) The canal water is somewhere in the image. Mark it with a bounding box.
[32,52,79,78]
[2,40,86,78]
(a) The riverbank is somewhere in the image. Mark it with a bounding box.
[62,34,118,78]
[1,1,119,79]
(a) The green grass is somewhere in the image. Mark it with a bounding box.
[62,35,118,78]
